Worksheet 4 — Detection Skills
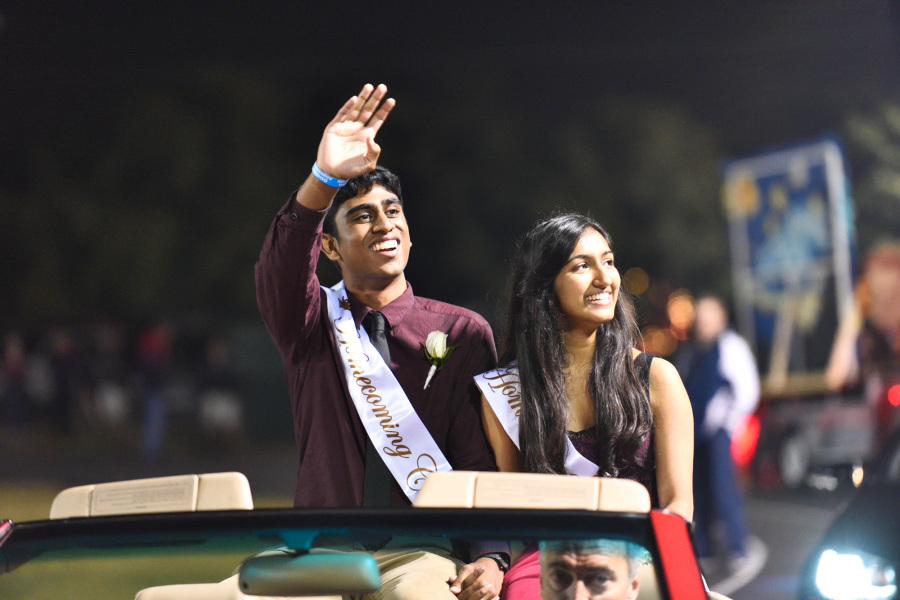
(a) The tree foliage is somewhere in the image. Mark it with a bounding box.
[844,101,900,254]
[12,72,894,331]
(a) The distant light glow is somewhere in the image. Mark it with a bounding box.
[888,385,900,408]
[814,548,897,600]
[623,267,650,296]
[670,324,689,342]
[643,326,677,357]
[666,290,695,332]
[851,465,865,488]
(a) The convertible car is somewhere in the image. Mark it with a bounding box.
[0,471,731,599]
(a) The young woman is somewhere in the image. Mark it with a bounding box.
[476,214,693,599]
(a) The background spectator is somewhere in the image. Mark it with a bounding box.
[676,295,760,571]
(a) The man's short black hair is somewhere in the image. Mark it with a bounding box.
[324,166,403,237]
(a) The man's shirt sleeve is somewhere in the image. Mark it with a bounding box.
[255,198,328,358]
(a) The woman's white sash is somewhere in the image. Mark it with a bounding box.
[474,366,601,477]
[323,281,452,502]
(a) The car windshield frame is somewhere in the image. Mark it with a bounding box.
[1,507,706,599]
[2,507,652,567]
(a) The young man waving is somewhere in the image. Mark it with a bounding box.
[256,84,505,600]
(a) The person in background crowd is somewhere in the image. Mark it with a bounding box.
[826,241,900,446]
[137,321,174,462]
[255,83,506,600]
[676,295,759,570]
[197,335,243,439]
[1,333,28,426]
[49,329,83,435]
[90,321,131,427]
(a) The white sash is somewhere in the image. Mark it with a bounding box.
[323,281,452,502]
[474,366,601,477]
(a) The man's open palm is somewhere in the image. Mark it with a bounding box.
[317,83,396,180]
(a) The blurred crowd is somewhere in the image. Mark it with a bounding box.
[0,320,245,461]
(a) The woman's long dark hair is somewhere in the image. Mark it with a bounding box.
[500,213,652,476]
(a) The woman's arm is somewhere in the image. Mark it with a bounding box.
[825,298,862,391]
[480,395,521,472]
[648,357,694,521]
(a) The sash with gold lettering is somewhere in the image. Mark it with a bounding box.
[474,366,601,477]
[323,281,452,502]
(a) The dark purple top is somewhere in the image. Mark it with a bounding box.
[255,199,498,508]
[567,353,659,507]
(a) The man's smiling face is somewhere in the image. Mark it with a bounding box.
[322,184,411,287]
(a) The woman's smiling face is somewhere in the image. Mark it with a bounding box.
[553,227,621,333]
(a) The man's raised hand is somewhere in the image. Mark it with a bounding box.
[317,83,396,181]
[293,83,395,211]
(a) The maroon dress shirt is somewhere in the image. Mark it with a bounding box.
[255,198,499,507]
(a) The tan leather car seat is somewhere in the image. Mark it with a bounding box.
[414,471,660,600]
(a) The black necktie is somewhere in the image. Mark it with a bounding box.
[362,311,393,507]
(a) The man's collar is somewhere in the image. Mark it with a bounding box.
[348,283,415,330]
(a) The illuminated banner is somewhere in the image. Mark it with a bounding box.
[722,138,856,393]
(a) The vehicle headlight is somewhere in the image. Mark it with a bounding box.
[814,548,897,600]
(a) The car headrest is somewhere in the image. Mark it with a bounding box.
[413,471,651,512]
[50,472,253,519]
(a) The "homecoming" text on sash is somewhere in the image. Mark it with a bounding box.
[474,366,601,477]
[324,281,452,502]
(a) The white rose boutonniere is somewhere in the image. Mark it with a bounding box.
[423,331,454,390]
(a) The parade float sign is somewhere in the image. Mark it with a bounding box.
[723,138,856,394]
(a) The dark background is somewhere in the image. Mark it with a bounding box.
[3,1,899,328]
[2,1,900,444]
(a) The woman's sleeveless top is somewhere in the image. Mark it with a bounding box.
[566,352,658,506]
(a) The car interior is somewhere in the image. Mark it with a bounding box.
[3,471,732,600]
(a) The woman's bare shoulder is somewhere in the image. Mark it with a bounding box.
[630,348,680,384]
[648,355,680,381]
[646,355,689,411]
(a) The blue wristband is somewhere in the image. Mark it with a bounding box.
[311,163,348,188]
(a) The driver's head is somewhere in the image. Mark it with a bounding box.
[540,539,642,600]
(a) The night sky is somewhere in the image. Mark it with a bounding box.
[5,2,898,154]
[2,1,899,326]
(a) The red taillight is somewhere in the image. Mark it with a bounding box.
[732,414,761,468]
[888,384,900,408]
